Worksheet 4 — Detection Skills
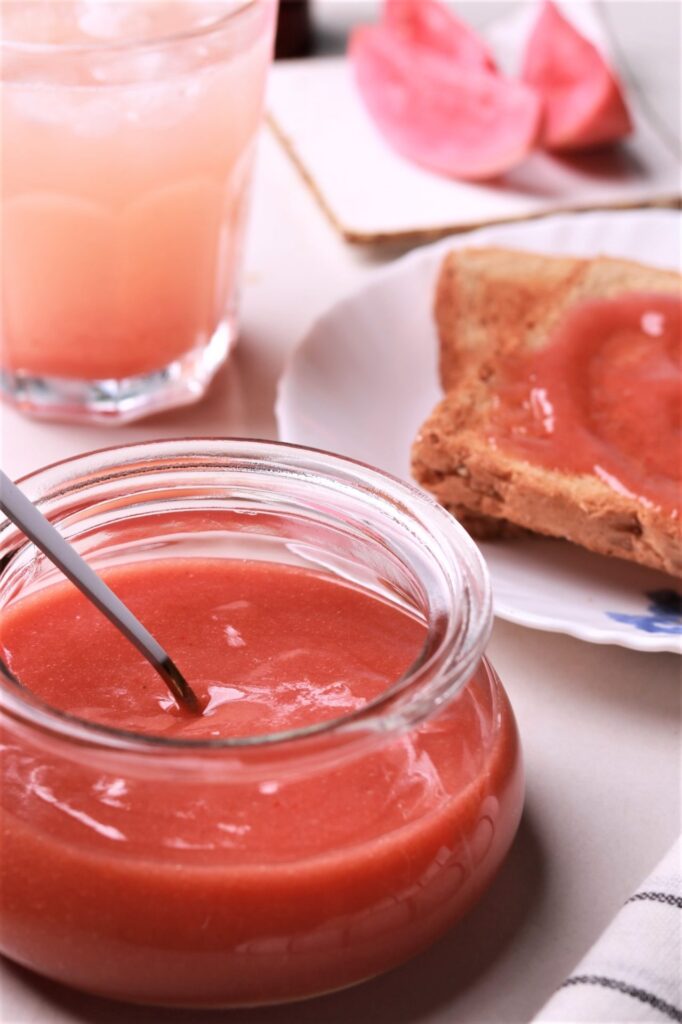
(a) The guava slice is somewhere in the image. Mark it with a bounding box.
[350,24,542,181]
[382,0,497,72]
[521,1,632,151]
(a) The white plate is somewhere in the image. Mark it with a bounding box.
[277,209,682,653]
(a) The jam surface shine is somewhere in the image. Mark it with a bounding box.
[490,292,681,516]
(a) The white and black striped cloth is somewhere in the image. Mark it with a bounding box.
[535,839,681,1023]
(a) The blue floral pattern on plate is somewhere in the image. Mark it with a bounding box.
[607,590,682,635]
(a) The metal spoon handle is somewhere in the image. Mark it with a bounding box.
[0,471,200,714]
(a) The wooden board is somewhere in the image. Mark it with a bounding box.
[267,2,681,245]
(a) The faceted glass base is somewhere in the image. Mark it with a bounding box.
[0,321,233,425]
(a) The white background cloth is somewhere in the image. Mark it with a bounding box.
[0,3,680,1023]
[535,839,681,1022]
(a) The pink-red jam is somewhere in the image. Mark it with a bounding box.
[0,557,522,1006]
[490,292,681,516]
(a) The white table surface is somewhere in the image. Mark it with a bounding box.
[1,3,680,1022]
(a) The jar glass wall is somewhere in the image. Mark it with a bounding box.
[0,440,524,1006]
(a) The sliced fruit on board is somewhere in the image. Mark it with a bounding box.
[349,26,542,181]
[521,1,632,151]
[382,0,497,72]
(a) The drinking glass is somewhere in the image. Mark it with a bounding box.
[1,2,276,422]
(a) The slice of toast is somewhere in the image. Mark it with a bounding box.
[411,248,682,576]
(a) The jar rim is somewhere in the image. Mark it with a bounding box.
[1,1,257,58]
[0,438,493,757]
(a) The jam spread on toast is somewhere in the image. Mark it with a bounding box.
[490,293,681,516]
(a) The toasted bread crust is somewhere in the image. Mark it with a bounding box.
[412,248,682,576]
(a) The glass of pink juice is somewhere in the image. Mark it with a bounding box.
[1,2,276,423]
[0,440,524,1007]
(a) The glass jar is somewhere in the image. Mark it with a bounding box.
[1,2,275,423]
[0,439,523,1007]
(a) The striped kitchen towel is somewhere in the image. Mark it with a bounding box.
[534,838,681,1023]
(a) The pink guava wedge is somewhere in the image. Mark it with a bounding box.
[382,0,496,71]
[522,1,632,151]
[350,21,542,181]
